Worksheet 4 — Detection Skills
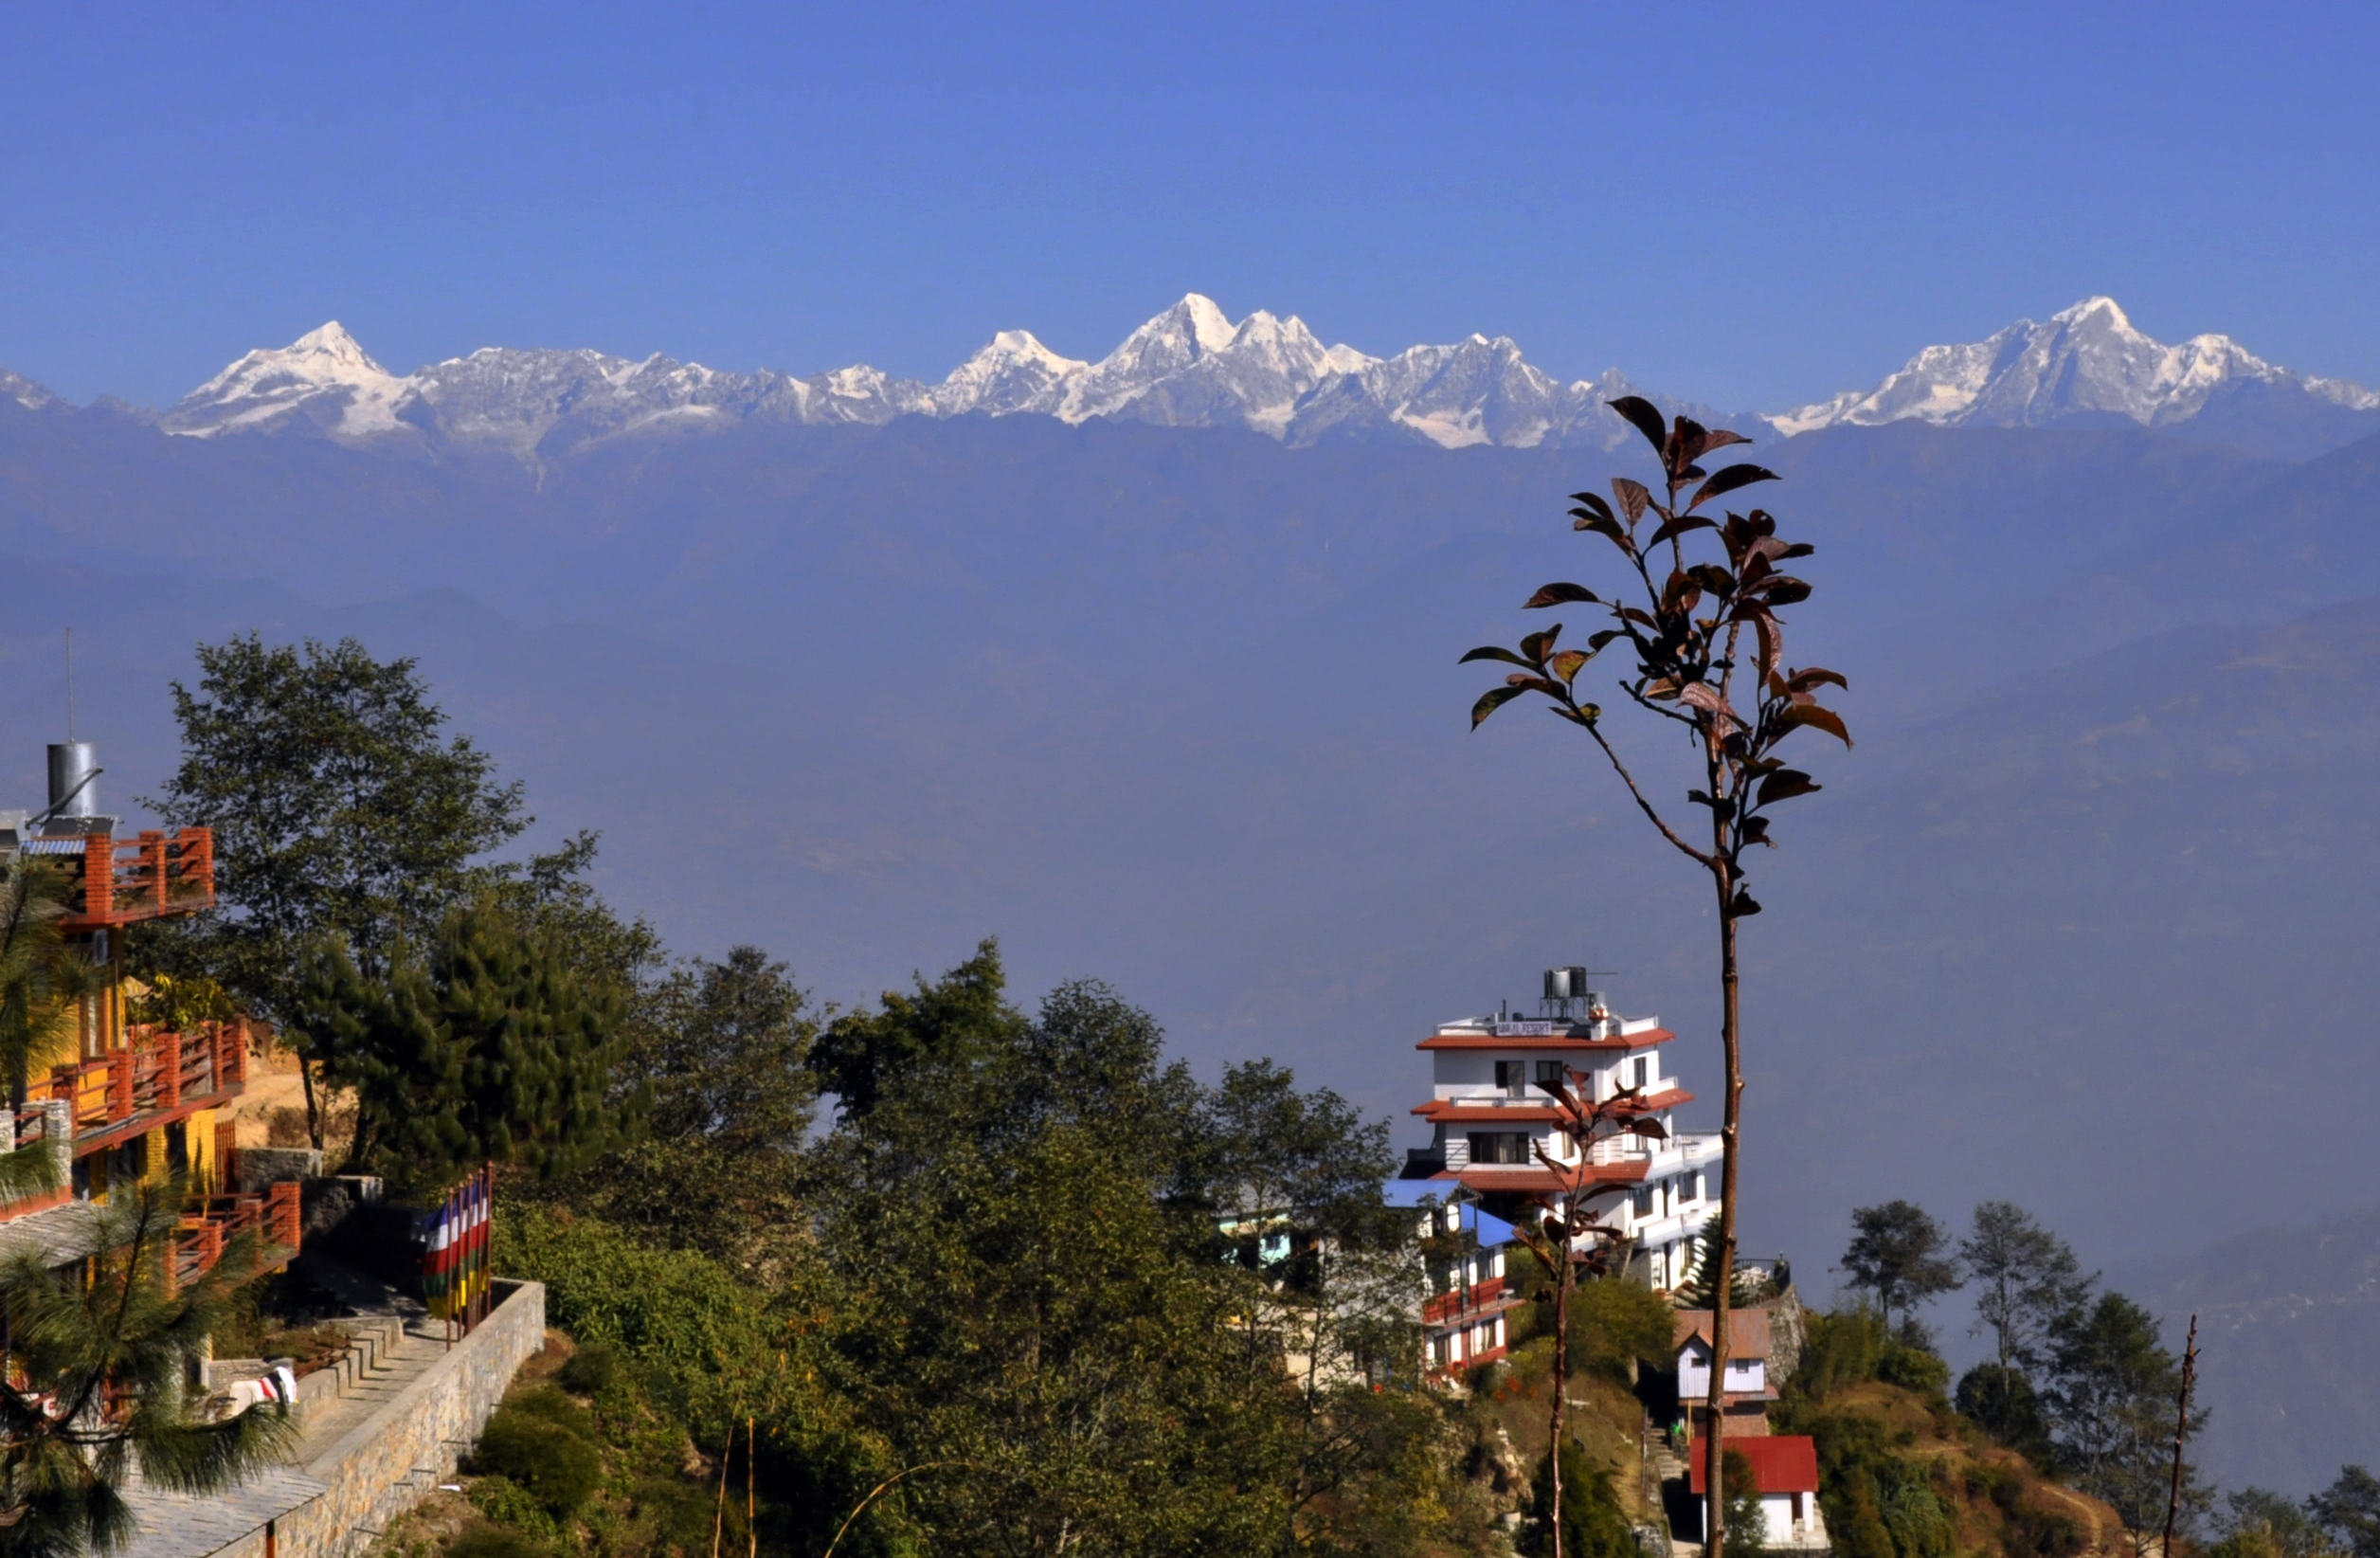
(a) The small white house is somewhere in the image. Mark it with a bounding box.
[1675,1309,1776,1436]
[1686,1434,1827,1550]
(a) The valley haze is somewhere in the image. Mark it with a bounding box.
[5,292,2380,1491]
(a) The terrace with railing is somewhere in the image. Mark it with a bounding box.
[171,1183,301,1291]
[44,1021,248,1154]
[27,827,217,932]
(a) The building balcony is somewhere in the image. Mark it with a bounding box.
[171,1183,301,1291]
[26,828,216,932]
[39,1022,248,1156]
[1421,1274,1512,1326]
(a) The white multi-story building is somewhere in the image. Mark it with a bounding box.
[1404,968,1722,1294]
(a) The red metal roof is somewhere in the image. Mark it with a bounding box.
[1418,1026,1677,1052]
[1686,1435,1818,1495]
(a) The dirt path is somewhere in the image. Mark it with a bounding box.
[2036,1480,2126,1557]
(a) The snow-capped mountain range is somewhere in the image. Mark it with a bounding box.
[1774,297,2380,435]
[8,295,2374,462]
[150,295,1686,458]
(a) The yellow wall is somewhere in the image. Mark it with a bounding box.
[188,1108,217,1194]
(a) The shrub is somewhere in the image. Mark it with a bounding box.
[557,1343,618,1396]
[470,1408,603,1518]
[501,1386,596,1439]
[467,1476,561,1540]
[1956,1363,2052,1463]
[1518,1436,1632,1558]
[494,1206,774,1412]
[1723,1447,1770,1554]
[1568,1275,1676,1381]
[1789,1308,1887,1403]
[446,1526,554,1558]
[1877,1342,1949,1398]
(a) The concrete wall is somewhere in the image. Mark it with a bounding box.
[210,1280,547,1558]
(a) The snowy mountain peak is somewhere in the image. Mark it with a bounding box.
[165,319,411,438]
[1,369,56,412]
[1773,297,2380,440]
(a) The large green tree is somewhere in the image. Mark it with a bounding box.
[1840,1201,1962,1343]
[289,900,632,1193]
[804,947,1463,1558]
[1960,1201,2092,1374]
[2043,1291,2208,1536]
[535,945,818,1279]
[140,635,581,1146]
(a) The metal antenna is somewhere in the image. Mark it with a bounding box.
[63,628,75,741]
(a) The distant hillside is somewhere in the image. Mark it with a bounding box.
[1,401,2378,1443]
[2107,1203,2380,1495]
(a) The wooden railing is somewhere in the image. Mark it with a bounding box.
[46,1022,246,1144]
[170,1182,300,1292]
[57,828,214,931]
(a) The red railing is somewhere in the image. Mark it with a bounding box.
[46,1023,246,1145]
[171,1182,300,1291]
[1422,1274,1509,1326]
[58,829,214,931]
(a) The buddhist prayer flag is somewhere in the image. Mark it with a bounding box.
[420,1165,494,1328]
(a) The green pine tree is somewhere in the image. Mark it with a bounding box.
[1521,1437,1633,1558]
[292,900,632,1192]
[0,1183,295,1555]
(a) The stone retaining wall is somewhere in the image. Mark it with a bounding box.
[207,1280,547,1558]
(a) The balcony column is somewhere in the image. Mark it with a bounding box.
[42,1099,69,1190]
[158,1033,181,1110]
[81,834,112,921]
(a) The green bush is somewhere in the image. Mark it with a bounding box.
[1876,1342,1949,1397]
[1723,1447,1770,1553]
[1789,1308,1887,1403]
[446,1526,554,1558]
[466,1476,561,1540]
[1801,1410,1956,1558]
[557,1343,618,1396]
[500,1385,597,1439]
[1956,1364,2052,1463]
[494,1206,774,1412]
[1568,1275,1676,1381]
[1518,1436,1632,1558]
[470,1408,603,1518]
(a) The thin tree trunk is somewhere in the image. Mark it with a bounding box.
[1551,1212,1573,1558]
[298,1056,323,1150]
[1704,886,1741,1558]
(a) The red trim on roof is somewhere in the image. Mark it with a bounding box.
[1411,1087,1694,1122]
[1417,1026,1677,1051]
[1687,1435,1817,1495]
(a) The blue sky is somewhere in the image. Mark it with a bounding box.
[5,1,2376,411]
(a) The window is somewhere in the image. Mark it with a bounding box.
[1633,1187,1654,1218]
[1534,1060,1567,1091]
[1632,1057,1650,1089]
[1494,1060,1525,1095]
[1680,1173,1700,1204]
[1467,1132,1532,1165]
